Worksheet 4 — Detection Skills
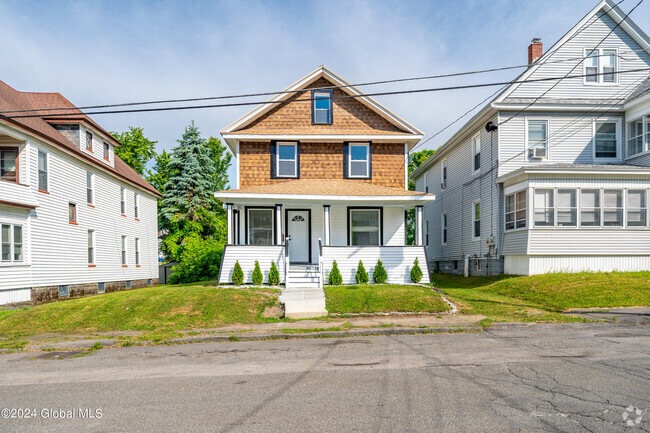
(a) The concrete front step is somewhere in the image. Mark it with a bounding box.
[280,287,328,319]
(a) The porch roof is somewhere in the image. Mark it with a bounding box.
[215,179,435,204]
[496,163,650,186]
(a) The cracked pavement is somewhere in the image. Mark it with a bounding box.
[0,322,648,432]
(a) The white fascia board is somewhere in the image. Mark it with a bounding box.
[492,102,624,112]
[215,192,435,204]
[496,167,650,184]
[223,133,422,143]
[624,90,650,110]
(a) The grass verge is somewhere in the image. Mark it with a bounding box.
[324,284,450,315]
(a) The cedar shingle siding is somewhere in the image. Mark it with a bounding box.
[240,141,405,189]
[234,78,407,135]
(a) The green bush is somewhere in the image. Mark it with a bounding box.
[251,261,263,285]
[232,261,244,285]
[168,236,224,284]
[356,260,369,284]
[373,259,388,284]
[268,262,280,285]
[329,260,343,286]
[411,257,423,283]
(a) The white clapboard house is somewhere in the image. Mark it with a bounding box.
[0,80,160,304]
[215,66,435,287]
[411,0,650,276]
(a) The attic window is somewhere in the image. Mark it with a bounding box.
[312,89,333,124]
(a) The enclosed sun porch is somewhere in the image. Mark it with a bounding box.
[215,179,435,288]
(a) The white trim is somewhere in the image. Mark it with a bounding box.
[276,141,298,178]
[87,229,95,265]
[592,117,622,162]
[625,114,649,159]
[505,189,528,231]
[492,103,625,112]
[86,171,94,205]
[525,117,550,161]
[583,47,619,86]
[404,143,408,190]
[471,132,481,174]
[235,141,240,190]
[424,172,429,193]
[215,192,435,203]
[347,142,370,179]
[441,158,448,190]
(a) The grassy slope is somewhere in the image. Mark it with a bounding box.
[0,283,280,341]
[325,284,449,314]
[433,272,650,322]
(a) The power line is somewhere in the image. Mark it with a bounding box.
[3,67,648,120]
[497,0,644,126]
[0,49,647,116]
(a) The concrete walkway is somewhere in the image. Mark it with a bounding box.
[279,286,328,319]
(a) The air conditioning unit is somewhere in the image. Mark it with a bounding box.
[440,181,447,190]
[529,147,547,159]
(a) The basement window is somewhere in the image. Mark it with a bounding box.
[125,280,132,289]
[97,282,105,294]
[58,285,70,297]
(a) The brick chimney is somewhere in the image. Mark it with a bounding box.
[528,38,543,65]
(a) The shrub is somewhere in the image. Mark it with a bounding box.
[232,261,244,285]
[373,259,388,284]
[356,260,369,284]
[329,260,343,285]
[168,236,224,284]
[268,262,280,285]
[411,257,423,283]
[251,261,263,285]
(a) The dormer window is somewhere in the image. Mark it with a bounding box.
[103,142,110,161]
[584,48,617,84]
[312,89,333,124]
[344,142,371,179]
[271,141,299,178]
[0,147,18,183]
[85,131,93,151]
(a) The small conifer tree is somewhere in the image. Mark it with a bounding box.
[410,257,423,283]
[232,261,244,285]
[356,260,369,284]
[329,261,343,286]
[268,262,280,286]
[373,259,388,284]
[251,261,263,285]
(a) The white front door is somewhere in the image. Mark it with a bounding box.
[287,210,310,263]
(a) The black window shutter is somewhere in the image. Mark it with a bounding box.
[343,143,349,178]
[311,90,315,123]
[296,143,301,178]
[368,142,373,179]
[270,142,277,178]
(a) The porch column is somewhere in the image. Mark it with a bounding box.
[323,205,331,246]
[225,203,234,245]
[275,204,282,245]
[415,205,424,246]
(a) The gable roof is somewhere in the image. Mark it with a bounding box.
[0,80,160,197]
[625,75,650,103]
[220,66,423,151]
[411,0,650,180]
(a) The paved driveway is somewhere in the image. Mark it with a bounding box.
[0,322,648,432]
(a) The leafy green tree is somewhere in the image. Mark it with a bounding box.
[356,260,369,284]
[410,257,423,283]
[251,261,263,285]
[232,261,244,285]
[329,261,343,286]
[372,260,388,284]
[111,127,157,176]
[268,262,280,285]
[407,149,435,245]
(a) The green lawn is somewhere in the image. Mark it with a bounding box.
[432,272,650,322]
[324,284,450,315]
[0,282,282,348]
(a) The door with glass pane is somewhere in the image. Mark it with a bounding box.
[287,210,310,263]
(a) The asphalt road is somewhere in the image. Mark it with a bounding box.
[1,322,649,433]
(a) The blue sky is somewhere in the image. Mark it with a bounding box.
[1,0,648,186]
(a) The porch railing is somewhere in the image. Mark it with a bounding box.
[284,235,290,288]
[318,238,324,289]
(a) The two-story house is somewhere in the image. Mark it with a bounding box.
[411,0,650,276]
[0,80,160,305]
[216,66,434,288]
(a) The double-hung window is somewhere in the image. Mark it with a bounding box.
[584,48,617,84]
[275,142,298,178]
[527,120,548,159]
[135,237,141,266]
[441,213,447,245]
[312,89,333,124]
[347,142,370,178]
[594,120,619,160]
[556,189,577,227]
[120,187,126,215]
[349,208,381,246]
[627,116,650,157]
[85,131,93,151]
[505,190,527,230]
[472,202,481,239]
[472,134,481,172]
[248,208,274,246]
[0,147,18,183]
[424,173,429,193]
[103,142,110,160]
[87,172,94,205]
[603,189,623,227]
[69,203,77,224]
[1,224,22,262]
[38,151,48,191]
[441,160,447,189]
[121,235,127,265]
[88,230,95,265]
[534,189,554,227]
[134,193,139,219]
[580,189,601,227]
[627,190,647,227]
